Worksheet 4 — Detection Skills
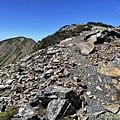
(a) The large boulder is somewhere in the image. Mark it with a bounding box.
[13,103,37,120]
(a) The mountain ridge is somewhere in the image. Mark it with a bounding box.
[0,36,36,67]
[0,21,120,119]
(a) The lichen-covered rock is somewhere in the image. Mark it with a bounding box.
[13,103,37,120]
[47,99,76,120]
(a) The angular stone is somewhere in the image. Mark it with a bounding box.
[52,59,60,63]
[86,91,91,96]
[60,38,73,44]
[87,99,105,114]
[66,90,82,110]
[112,79,118,86]
[96,86,103,91]
[104,84,110,90]
[13,103,37,120]
[103,104,119,113]
[46,69,54,74]
[63,68,70,76]
[67,43,74,47]
[47,99,76,120]
[37,85,82,110]
[34,67,44,73]
[44,69,54,78]
[37,86,72,106]
[87,34,97,43]
[0,85,6,90]
[116,82,120,90]
[20,55,31,62]
[6,79,14,85]
[76,41,95,55]
[47,50,60,55]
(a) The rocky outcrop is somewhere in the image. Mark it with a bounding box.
[0,24,120,120]
[0,36,36,67]
[35,22,113,50]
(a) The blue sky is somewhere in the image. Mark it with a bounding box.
[0,0,120,42]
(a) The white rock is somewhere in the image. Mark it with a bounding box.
[0,85,6,90]
[6,79,13,85]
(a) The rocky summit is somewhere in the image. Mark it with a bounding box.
[0,36,36,67]
[0,24,120,120]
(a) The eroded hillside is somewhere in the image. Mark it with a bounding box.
[0,36,36,67]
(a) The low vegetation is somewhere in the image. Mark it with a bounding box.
[37,103,46,115]
[33,22,113,52]
[0,105,17,120]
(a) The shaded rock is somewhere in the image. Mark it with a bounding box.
[66,90,82,110]
[85,30,99,40]
[87,99,105,114]
[47,99,76,120]
[37,86,72,106]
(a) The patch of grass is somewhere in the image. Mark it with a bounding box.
[33,22,113,52]
[0,105,17,120]
[34,24,91,51]
[58,115,72,120]
[37,103,46,115]
[87,22,113,28]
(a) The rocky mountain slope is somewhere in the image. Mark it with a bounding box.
[0,36,36,67]
[34,22,113,51]
[0,24,120,120]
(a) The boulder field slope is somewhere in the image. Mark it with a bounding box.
[0,23,120,120]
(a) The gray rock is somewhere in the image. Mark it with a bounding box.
[37,85,82,110]
[103,104,119,114]
[60,37,73,44]
[6,79,14,85]
[85,30,99,40]
[0,85,6,90]
[47,50,60,55]
[13,102,37,120]
[76,41,95,55]
[44,69,54,78]
[87,99,105,115]
[37,86,72,106]
[87,34,97,43]
[47,99,76,120]
[20,55,31,62]
[63,68,70,76]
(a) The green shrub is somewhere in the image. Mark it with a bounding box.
[33,22,113,51]
[37,103,46,115]
[0,105,17,120]
[87,22,113,28]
